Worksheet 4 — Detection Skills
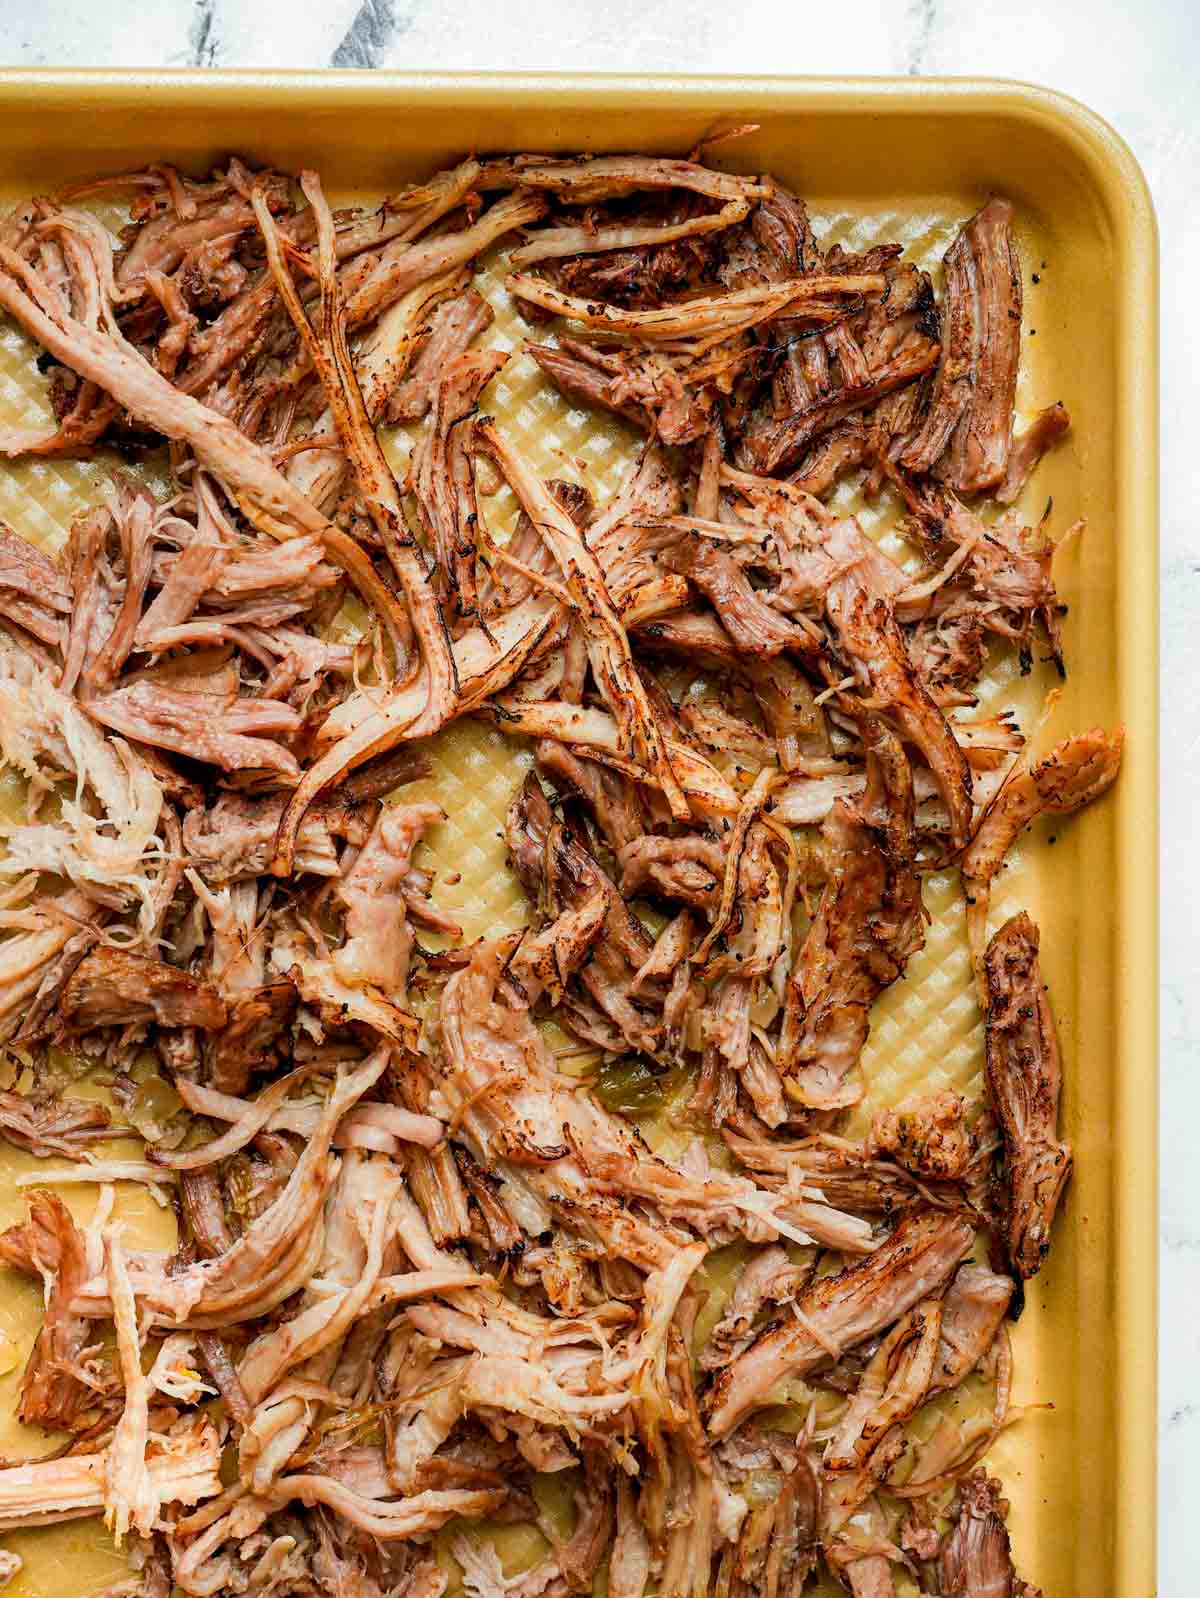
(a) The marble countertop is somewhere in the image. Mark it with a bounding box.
[1,1,1192,1590]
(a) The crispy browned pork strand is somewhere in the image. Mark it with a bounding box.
[705,1209,975,1438]
[962,726,1123,987]
[984,913,1073,1281]
[0,148,1091,1598]
[778,717,925,1109]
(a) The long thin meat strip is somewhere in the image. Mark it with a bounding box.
[961,727,1122,985]
[984,912,1072,1280]
[477,422,689,819]
[901,198,1022,494]
[0,248,412,640]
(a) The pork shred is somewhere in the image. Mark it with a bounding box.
[58,946,227,1031]
[704,1209,974,1438]
[0,147,1103,1598]
[962,726,1122,982]
[2,1192,105,1433]
[900,198,1029,495]
[939,1471,1041,1598]
[779,717,925,1108]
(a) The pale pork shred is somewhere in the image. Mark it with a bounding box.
[0,142,1121,1597]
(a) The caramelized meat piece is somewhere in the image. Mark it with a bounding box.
[939,1471,1041,1597]
[59,947,227,1031]
[780,719,925,1108]
[932,1263,1015,1393]
[528,338,713,445]
[507,772,661,1057]
[182,790,348,883]
[412,347,508,623]
[984,912,1072,1279]
[740,258,941,474]
[826,580,973,851]
[869,1091,974,1181]
[388,287,495,422]
[996,401,1071,505]
[704,1209,973,1437]
[962,727,1122,979]
[0,524,70,648]
[788,420,869,497]
[663,538,813,656]
[725,1131,925,1218]
[901,198,1022,495]
[5,1193,100,1433]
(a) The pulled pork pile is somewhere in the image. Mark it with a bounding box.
[0,150,1120,1598]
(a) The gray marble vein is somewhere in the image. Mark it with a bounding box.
[332,0,409,68]
[188,0,221,67]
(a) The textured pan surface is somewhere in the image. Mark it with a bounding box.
[0,73,1157,1598]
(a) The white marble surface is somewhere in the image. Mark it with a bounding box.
[0,1,1193,1588]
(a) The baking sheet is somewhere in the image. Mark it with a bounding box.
[0,72,1157,1598]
